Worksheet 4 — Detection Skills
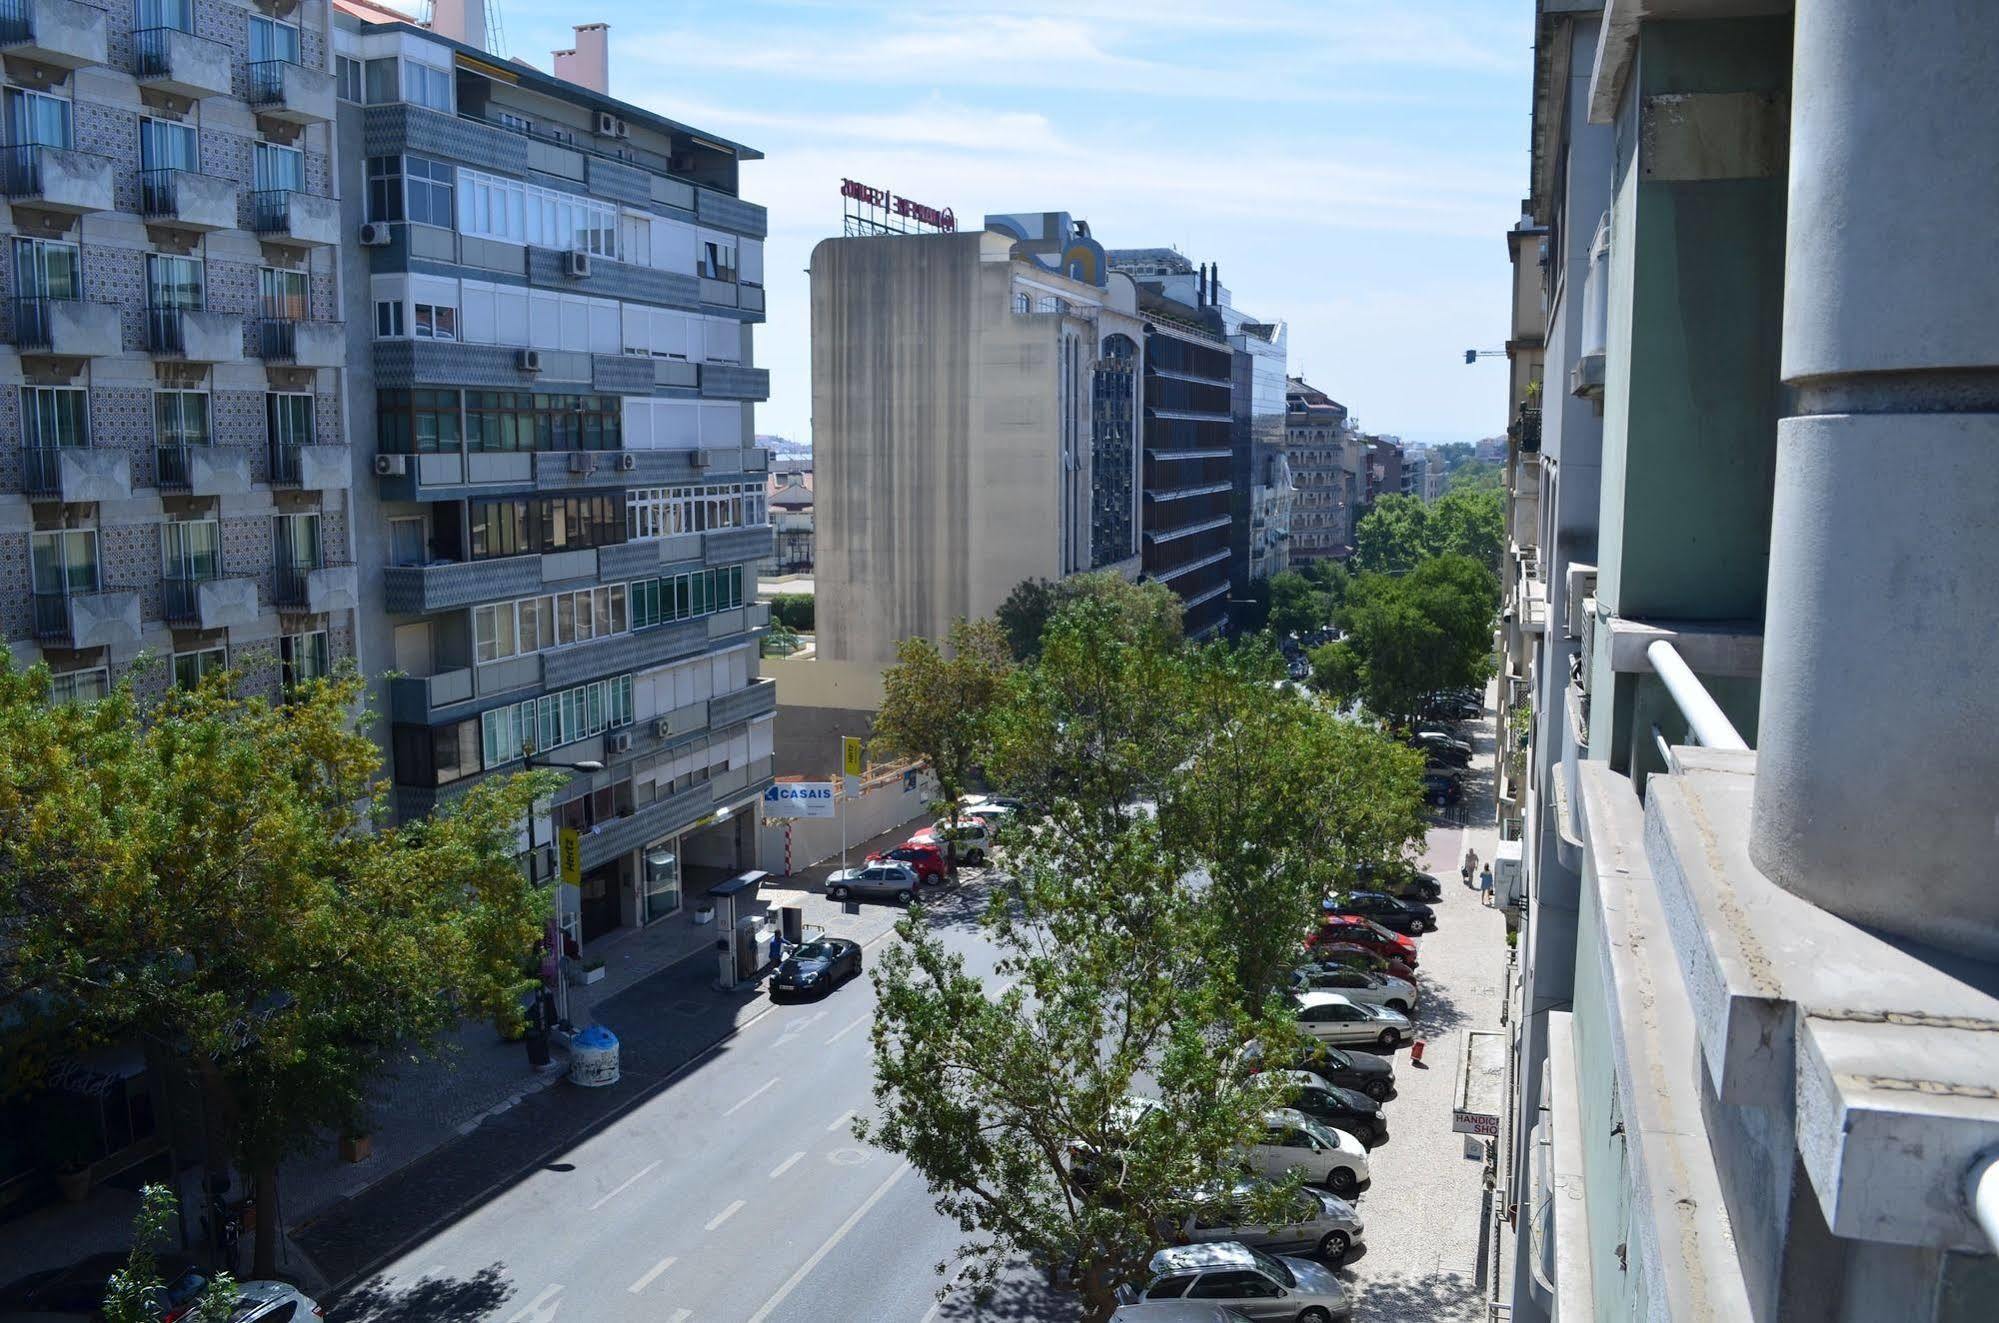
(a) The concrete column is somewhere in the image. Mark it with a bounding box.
[1751,0,1999,959]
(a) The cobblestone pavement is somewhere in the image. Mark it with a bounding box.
[1336,693,1509,1321]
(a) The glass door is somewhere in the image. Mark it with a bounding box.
[5,88,71,149]
[30,530,97,594]
[276,511,322,571]
[248,16,301,64]
[252,142,303,194]
[14,236,78,300]
[162,519,220,581]
[259,267,308,321]
[644,846,681,923]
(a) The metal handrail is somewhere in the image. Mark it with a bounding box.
[10,294,66,349]
[156,443,193,490]
[146,305,193,354]
[272,560,314,607]
[131,25,190,77]
[256,316,299,361]
[30,590,71,641]
[0,0,32,45]
[161,572,211,625]
[245,58,296,105]
[21,445,63,495]
[1645,639,1747,751]
[248,188,296,233]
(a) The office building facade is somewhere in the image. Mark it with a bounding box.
[1496,4,1999,1320]
[0,0,355,707]
[333,2,775,947]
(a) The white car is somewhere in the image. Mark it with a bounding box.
[1292,964,1420,1015]
[1247,1107,1370,1198]
[230,1280,324,1321]
[1291,990,1412,1049]
[910,816,993,864]
[824,860,921,903]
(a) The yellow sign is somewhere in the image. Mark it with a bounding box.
[557,828,582,886]
[841,736,864,778]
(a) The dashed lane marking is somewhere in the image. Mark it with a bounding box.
[769,1151,805,1179]
[705,1199,746,1231]
[628,1257,676,1294]
[587,1159,660,1211]
[722,1076,780,1117]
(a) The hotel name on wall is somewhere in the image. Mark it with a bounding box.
[840,178,957,232]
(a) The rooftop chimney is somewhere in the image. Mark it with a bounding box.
[553,22,609,94]
[1197,264,1207,306]
[431,0,486,51]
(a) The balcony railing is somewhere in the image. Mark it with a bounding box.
[249,188,296,234]
[1516,405,1543,454]
[161,572,212,626]
[269,440,305,488]
[245,58,292,105]
[0,0,30,43]
[12,295,61,350]
[21,445,63,497]
[131,24,183,75]
[272,560,316,609]
[30,589,72,641]
[146,305,196,354]
[156,443,192,491]
[257,317,302,361]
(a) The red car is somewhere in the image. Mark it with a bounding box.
[1309,941,1418,986]
[1308,915,1419,966]
[868,841,947,884]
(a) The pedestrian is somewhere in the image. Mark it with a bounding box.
[1480,864,1495,906]
[769,924,785,965]
[1463,846,1479,888]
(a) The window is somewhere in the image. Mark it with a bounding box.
[464,392,621,454]
[1012,292,1030,314]
[30,529,98,594]
[495,110,532,135]
[389,516,426,567]
[275,512,322,570]
[162,519,220,580]
[402,60,452,112]
[1144,1276,1194,1301]
[22,386,87,449]
[628,567,743,628]
[138,117,197,173]
[700,236,737,282]
[376,389,461,455]
[259,267,308,320]
[413,301,456,341]
[248,16,300,64]
[47,667,108,706]
[267,392,313,448]
[172,645,226,691]
[480,675,634,765]
[405,156,452,227]
[472,585,627,663]
[468,494,625,559]
[137,0,194,33]
[335,55,362,103]
[146,254,204,310]
[5,88,71,149]
[253,141,303,194]
[156,391,209,447]
[455,168,617,258]
[374,299,404,337]
[14,236,78,301]
[626,484,766,539]
[363,57,397,104]
[393,720,480,787]
[282,631,330,690]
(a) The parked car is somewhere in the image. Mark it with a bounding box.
[1333,890,1437,935]
[1305,942,1417,985]
[959,794,1027,819]
[1163,1180,1365,1264]
[228,1281,325,1322]
[1291,990,1412,1050]
[1239,1038,1396,1102]
[1248,1107,1371,1197]
[1355,861,1443,902]
[1260,1070,1388,1147]
[1308,915,1419,966]
[1422,771,1464,807]
[867,841,946,884]
[0,1252,200,1320]
[908,817,992,864]
[1291,964,1418,1015]
[1414,730,1473,757]
[824,860,920,904]
[1126,1241,1350,1322]
[1422,746,1471,772]
[1111,1303,1255,1323]
[770,936,863,997]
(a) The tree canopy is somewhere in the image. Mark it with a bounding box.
[995,572,1183,662]
[1310,554,1498,725]
[1350,488,1504,581]
[0,662,554,1277]
[870,617,1015,824]
[1263,560,1349,640]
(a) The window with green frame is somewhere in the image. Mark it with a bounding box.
[628,566,746,629]
[377,388,462,454]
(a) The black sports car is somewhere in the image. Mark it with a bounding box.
[770,937,862,997]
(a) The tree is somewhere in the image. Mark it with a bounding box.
[1265,571,1334,640]
[103,1186,237,1323]
[0,663,555,1278]
[996,578,1062,662]
[1428,486,1505,576]
[1300,557,1350,606]
[1434,441,1476,470]
[996,573,1183,662]
[1349,493,1432,576]
[870,619,1015,859]
[1321,556,1498,726]
[1350,488,1504,583]
[863,808,1290,1321]
[1444,458,1504,494]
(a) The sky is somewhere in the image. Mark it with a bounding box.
[488,0,1534,447]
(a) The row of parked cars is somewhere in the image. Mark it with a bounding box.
[0,1256,320,1323]
[1107,869,1448,1321]
[1413,689,1483,807]
[816,795,1019,904]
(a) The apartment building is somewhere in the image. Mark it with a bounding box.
[0,0,354,707]
[332,1,775,948]
[1496,4,1999,1320]
[1283,376,1362,562]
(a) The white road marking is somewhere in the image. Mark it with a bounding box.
[587,1159,660,1211]
[777,1009,829,1042]
[745,1162,913,1323]
[826,1014,869,1045]
[627,1256,676,1294]
[667,1311,692,1323]
[722,1076,781,1117]
[918,1266,971,1323]
[505,1283,563,1323]
[769,1150,805,1179]
[825,1108,857,1133]
[705,1198,746,1231]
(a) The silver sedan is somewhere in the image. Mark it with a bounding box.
[1167,1181,1365,1263]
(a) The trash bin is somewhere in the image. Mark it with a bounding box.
[524,1027,551,1069]
[568,1024,620,1087]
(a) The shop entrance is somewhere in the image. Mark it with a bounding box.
[578,862,622,942]
[680,803,754,898]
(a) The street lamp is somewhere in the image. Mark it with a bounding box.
[522,747,603,1036]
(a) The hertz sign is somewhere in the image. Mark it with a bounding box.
[840,178,956,233]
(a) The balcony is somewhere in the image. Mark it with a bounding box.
[146,307,242,363]
[21,445,129,503]
[709,676,777,729]
[138,168,237,233]
[0,0,107,70]
[248,189,339,248]
[698,364,771,401]
[11,297,120,357]
[704,524,775,566]
[255,318,343,368]
[161,574,257,630]
[383,554,545,615]
[156,444,250,496]
[245,59,334,126]
[0,143,113,215]
[1515,405,1543,455]
[131,25,230,99]
[29,588,139,650]
[273,561,356,615]
[388,668,475,725]
[539,616,711,691]
[268,440,350,492]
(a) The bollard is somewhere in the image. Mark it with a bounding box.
[1411,1039,1427,1067]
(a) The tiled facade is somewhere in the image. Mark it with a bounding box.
[0,0,354,701]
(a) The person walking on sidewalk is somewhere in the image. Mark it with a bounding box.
[1463,846,1480,888]
[1480,864,1495,906]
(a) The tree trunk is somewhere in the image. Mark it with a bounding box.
[251,1162,280,1279]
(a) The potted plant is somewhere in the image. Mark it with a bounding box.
[579,958,607,986]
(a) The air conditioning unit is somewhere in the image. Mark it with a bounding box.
[569,452,597,474]
[1565,563,1598,640]
[653,718,672,739]
[608,730,633,755]
[563,250,591,278]
[359,221,391,247]
[617,452,637,472]
[596,111,619,136]
[516,348,543,373]
[373,453,407,476]
[690,448,713,469]
[613,117,629,139]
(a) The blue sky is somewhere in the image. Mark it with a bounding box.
[492,0,1533,446]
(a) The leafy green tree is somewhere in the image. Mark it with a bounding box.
[1350,493,1431,576]
[870,619,1015,861]
[1265,571,1334,640]
[1434,441,1476,470]
[1308,640,1364,708]
[103,1186,237,1323]
[1351,488,1504,582]
[996,578,1062,661]
[1300,557,1350,606]
[1428,486,1505,576]
[863,809,1289,1322]
[1323,555,1498,725]
[1445,458,1504,494]
[996,573,1183,662]
[0,663,555,1278]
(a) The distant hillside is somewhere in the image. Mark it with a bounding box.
[756,433,811,455]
